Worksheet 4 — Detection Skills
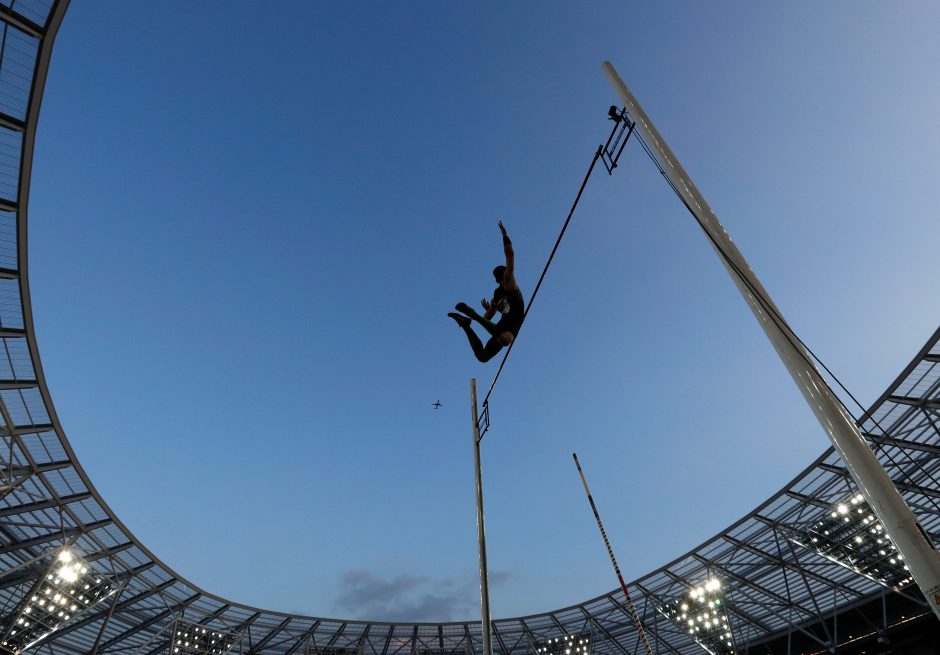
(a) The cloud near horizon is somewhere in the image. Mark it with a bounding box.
[332,569,512,622]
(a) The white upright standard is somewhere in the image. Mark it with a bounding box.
[601,61,940,621]
[470,379,494,655]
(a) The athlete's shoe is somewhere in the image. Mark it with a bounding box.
[448,312,471,328]
[454,302,473,316]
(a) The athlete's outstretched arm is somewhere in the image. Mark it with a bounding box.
[498,220,516,289]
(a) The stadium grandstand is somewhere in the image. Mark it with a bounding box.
[0,2,938,654]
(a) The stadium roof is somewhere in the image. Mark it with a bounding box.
[0,2,937,654]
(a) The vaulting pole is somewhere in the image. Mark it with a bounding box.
[470,379,494,655]
[573,453,654,655]
[601,61,940,620]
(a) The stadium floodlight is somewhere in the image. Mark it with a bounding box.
[658,577,734,655]
[533,634,591,655]
[171,620,242,655]
[789,492,914,589]
[0,547,116,655]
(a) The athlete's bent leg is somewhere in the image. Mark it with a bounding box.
[450,312,506,362]
[474,336,504,363]
[455,303,502,337]
[452,318,488,361]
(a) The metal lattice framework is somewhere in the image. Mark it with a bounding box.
[0,2,938,654]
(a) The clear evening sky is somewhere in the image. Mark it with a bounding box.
[27,1,940,622]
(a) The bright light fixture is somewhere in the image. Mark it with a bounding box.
[171,620,241,655]
[789,492,913,590]
[0,548,116,655]
[533,633,590,655]
[658,576,733,655]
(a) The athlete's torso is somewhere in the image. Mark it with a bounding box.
[493,285,525,333]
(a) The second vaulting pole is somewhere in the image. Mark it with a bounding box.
[573,453,654,655]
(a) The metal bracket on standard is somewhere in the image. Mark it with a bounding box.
[477,400,490,440]
[601,106,635,174]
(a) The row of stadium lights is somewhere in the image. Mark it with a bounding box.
[535,634,590,655]
[172,624,239,655]
[681,578,731,642]
[659,576,735,655]
[832,495,904,567]
[0,548,247,655]
[659,492,916,655]
[1,550,114,655]
[802,493,913,588]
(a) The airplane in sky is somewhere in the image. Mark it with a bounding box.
[432,400,442,410]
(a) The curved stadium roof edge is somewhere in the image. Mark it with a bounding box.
[1,2,938,654]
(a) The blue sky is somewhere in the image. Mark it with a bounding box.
[27,1,940,621]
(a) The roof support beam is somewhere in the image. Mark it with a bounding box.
[603,593,684,655]
[577,607,635,655]
[783,490,831,510]
[85,540,136,564]
[0,111,24,133]
[88,579,128,655]
[2,459,72,478]
[96,593,200,652]
[234,612,262,650]
[775,529,834,647]
[1,460,74,502]
[379,624,393,655]
[325,622,348,648]
[491,621,510,655]
[463,624,475,654]
[722,535,863,598]
[0,490,91,517]
[0,379,37,389]
[816,462,940,499]
[4,422,54,435]
[863,432,940,457]
[0,3,42,38]
[887,395,940,410]
[0,518,110,554]
[358,624,372,654]
[284,621,321,655]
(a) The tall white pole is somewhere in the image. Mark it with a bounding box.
[601,61,940,620]
[470,379,494,655]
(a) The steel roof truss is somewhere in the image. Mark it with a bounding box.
[605,590,685,655]
[862,432,940,457]
[248,616,291,654]
[0,518,110,555]
[0,3,43,38]
[722,534,863,599]
[88,579,128,655]
[0,491,90,518]
[96,593,200,654]
[283,621,321,655]
[47,579,178,644]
